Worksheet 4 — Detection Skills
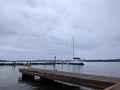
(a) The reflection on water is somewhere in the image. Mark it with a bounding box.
[72,65,84,73]
[0,62,120,90]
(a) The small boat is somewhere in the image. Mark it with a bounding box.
[69,57,85,65]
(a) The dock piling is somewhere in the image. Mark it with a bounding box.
[40,77,54,83]
[22,74,34,80]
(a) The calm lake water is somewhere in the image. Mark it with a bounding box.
[0,62,120,90]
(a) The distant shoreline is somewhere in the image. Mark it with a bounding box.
[83,60,120,62]
[0,59,120,62]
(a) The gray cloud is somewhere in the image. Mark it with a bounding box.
[0,0,120,60]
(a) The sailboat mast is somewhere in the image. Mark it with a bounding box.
[73,36,74,60]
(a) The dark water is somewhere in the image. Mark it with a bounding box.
[0,62,120,90]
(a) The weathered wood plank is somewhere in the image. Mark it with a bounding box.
[104,83,120,90]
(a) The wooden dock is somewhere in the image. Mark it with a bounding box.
[19,68,120,89]
[0,62,65,66]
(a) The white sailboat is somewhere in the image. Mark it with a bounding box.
[69,37,85,65]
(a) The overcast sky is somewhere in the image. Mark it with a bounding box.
[0,0,120,60]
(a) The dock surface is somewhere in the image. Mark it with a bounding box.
[19,68,120,89]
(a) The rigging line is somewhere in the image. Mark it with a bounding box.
[68,38,73,60]
[73,36,74,60]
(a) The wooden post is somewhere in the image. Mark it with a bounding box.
[22,74,34,80]
[40,77,54,83]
